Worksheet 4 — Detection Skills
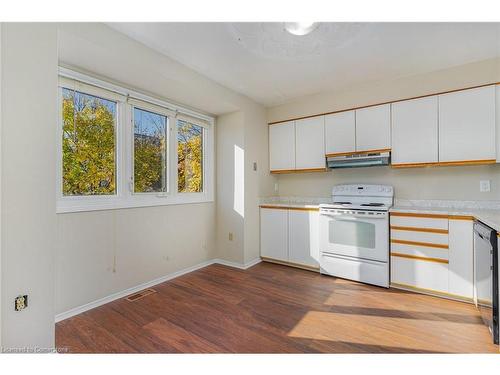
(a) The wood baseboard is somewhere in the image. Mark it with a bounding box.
[390,282,473,304]
[261,257,319,272]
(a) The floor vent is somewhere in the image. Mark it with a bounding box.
[125,288,157,302]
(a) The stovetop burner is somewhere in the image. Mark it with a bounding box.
[361,203,385,207]
[333,201,352,205]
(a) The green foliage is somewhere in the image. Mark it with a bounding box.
[133,109,166,193]
[62,90,116,196]
[177,121,203,193]
[62,89,203,196]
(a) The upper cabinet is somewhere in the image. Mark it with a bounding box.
[438,86,496,163]
[355,104,391,152]
[391,96,439,166]
[295,117,325,170]
[269,84,499,173]
[325,110,355,156]
[324,105,390,156]
[269,121,295,172]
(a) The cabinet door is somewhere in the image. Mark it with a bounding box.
[439,86,496,162]
[391,256,449,294]
[295,117,325,170]
[288,210,319,267]
[325,111,355,155]
[260,208,288,261]
[355,104,391,152]
[448,219,474,299]
[391,96,438,165]
[269,121,295,171]
[496,85,500,163]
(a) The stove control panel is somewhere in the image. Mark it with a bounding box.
[332,184,393,197]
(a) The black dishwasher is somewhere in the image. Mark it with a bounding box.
[473,221,498,344]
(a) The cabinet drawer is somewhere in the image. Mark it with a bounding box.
[391,242,448,261]
[391,255,449,293]
[390,228,448,245]
[390,213,448,230]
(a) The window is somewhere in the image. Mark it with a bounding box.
[177,120,203,193]
[133,108,168,193]
[57,68,214,213]
[61,88,116,196]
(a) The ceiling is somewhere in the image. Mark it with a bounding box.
[108,23,500,107]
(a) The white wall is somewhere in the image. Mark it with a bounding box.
[276,164,500,200]
[216,111,245,263]
[1,23,58,349]
[268,58,500,123]
[0,22,3,349]
[243,105,275,263]
[268,58,500,201]
[56,204,215,314]
[215,105,276,265]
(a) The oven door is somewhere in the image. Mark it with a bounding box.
[319,209,389,263]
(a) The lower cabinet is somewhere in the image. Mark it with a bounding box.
[448,219,474,299]
[289,210,320,266]
[260,207,319,269]
[390,212,474,301]
[391,256,449,293]
[260,208,288,262]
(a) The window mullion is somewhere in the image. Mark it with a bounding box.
[170,117,179,196]
[122,102,133,199]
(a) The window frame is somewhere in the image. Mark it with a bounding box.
[176,119,206,194]
[56,68,215,214]
[131,103,170,196]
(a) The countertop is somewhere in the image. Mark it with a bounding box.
[260,197,500,232]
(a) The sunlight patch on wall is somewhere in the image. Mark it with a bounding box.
[234,145,244,218]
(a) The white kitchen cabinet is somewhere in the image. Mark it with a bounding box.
[260,208,288,261]
[390,212,476,301]
[325,110,356,155]
[391,96,439,165]
[269,121,295,171]
[355,104,391,152]
[448,219,474,299]
[295,117,325,170]
[390,213,449,294]
[496,85,500,163]
[260,207,320,269]
[438,86,496,163]
[391,256,449,293]
[288,210,319,267]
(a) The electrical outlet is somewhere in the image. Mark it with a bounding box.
[15,295,28,311]
[253,162,257,171]
[480,180,491,192]
[274,183,279,192]
[228,232,233,241]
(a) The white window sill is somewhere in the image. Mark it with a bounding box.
[56,194,213,214]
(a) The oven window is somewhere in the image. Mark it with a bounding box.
[329,220,376,249]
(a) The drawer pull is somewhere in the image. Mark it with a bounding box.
[391,252,448,264]
[390,225,448,234]
[391,239,448,249]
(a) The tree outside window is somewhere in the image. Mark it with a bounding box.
[177,120,203,193]
[62,88,116,196]
[133,108,167,193]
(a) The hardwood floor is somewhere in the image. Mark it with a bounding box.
[56,262,499,353]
